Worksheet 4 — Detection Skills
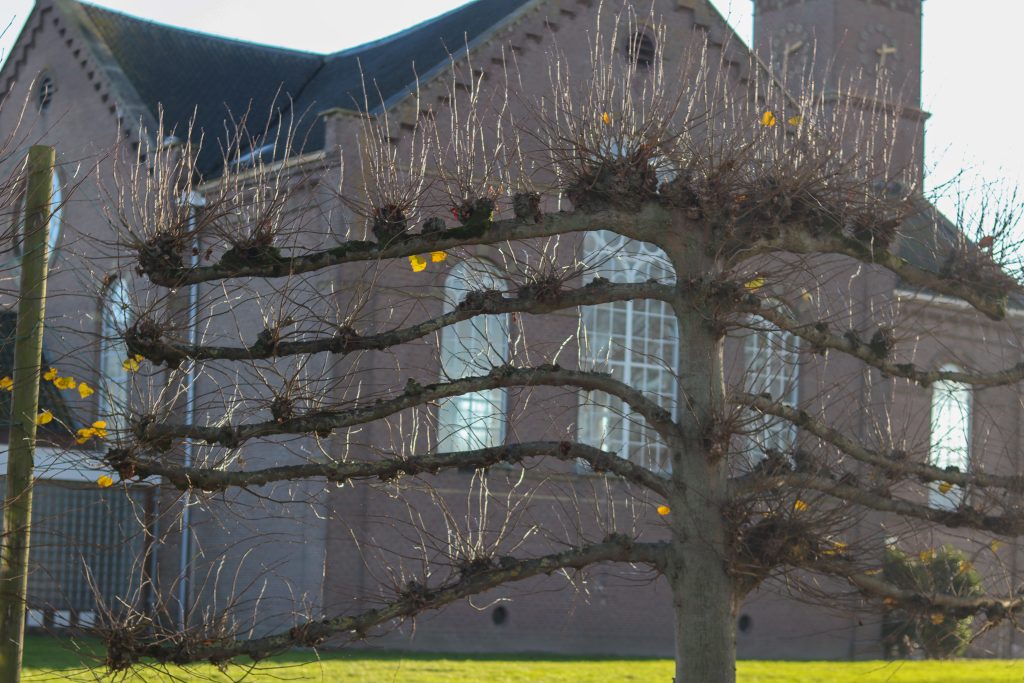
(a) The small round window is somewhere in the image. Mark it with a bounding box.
[37,75,55,113]
[625,31,656,68]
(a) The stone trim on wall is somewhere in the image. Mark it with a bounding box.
[755,0,920,15]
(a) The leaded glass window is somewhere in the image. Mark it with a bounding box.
[99,280,132,431]
[437,261,509,451]
[742,310,800,463]
[578,230,678,472]
[928,366,971,510]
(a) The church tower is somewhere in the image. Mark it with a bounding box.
[752,0,928,188]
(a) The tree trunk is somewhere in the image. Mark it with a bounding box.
[0,145,53,683]
[666,231,736,681]
[669,528,737,683]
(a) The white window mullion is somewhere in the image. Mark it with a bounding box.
[578,230,677,473]
[437,261,509,452]
[742,308,800,465]
[622,299,635,464]
[928,367,972,509]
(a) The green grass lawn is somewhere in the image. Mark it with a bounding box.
[18,636,1024,682]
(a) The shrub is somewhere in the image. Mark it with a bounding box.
[882,545,983,658]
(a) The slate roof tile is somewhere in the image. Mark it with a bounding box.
[71,0,533,176]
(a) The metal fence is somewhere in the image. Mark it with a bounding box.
[2,478,151,627]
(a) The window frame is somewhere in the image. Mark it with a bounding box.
[5,169,64,266]
[98,279,132,431]
[928,364,972,510]
[740,304,801,465]
[436,259,510,453]
[577,229,678,473]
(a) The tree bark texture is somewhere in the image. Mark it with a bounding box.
[0,145,53,683]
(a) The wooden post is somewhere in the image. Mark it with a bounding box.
[0,145,54,683]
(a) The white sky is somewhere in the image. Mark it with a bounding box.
[1,0,1021,219]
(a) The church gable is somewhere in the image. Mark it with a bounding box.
[0,0,148,161]
[6,0,542,178]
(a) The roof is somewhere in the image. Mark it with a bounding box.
[63,0,534,176]
[896,201,1024,311]
[0,311,76,438]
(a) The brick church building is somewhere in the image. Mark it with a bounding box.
[2,0,1023,660]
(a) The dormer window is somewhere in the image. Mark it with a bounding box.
[625,31,655,69]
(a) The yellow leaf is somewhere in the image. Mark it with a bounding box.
[430,251,448,263]
[122,357,141,372]
[761,111,776,127]
[97,475,114,489]
[864,568,882,576]
[92,420,107,430]
[133,354,144,363]
[793,499,808,512]
[957,560,973,575]
[35,410,53,426]
[409,255,427,273]
[930,613,945,625]
[991,540,1004,553]
[43,367,57,381]
[601,112,612,125]
[78,383,95,399]
[919,548,936,563]
[656,505,671,516]
[938,481,953,494]
[0,377,12,391]
[822,539,847,556]
[76,427,96,444]
[800,289,813,303]
[744,278,765,292]
[787,115,802,126]
[54,376,77,390]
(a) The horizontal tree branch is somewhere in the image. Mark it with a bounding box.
[755,230,1011,320]
[106,536,668,667]
[732,391,1024,495]
[143,202,1011,327]
[129,280,675,366]
[137,366,681,448]
[142,206,668,286]
[112,440,670,496]
[741,304,1024,388]
[741,470,1024,536]
[812,557,1024,620]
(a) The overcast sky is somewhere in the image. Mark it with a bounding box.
[1,0,1020,219]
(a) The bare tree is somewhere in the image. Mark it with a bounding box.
[84,11,1024,682]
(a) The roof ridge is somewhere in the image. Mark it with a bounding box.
[76,0,326,58]
[374,0,543,114]
[329,0,486,59]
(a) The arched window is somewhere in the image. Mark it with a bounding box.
[578,230,678,472]
[37,74,55,113]
[929,367,972,509]
[624,31,656,68]
[99,280,132,430]
[7,169,63,264]
[742,310,800,463]
[437,261,509,452]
